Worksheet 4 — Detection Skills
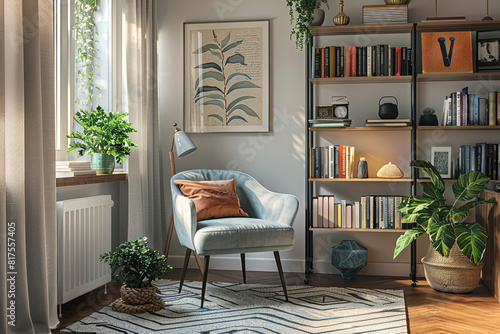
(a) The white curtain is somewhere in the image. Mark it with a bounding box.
[123,0,167,251]
[0,0,58,333]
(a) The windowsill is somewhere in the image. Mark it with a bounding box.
[56,172,128,187]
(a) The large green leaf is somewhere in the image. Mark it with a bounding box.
[456,197,497,215]
[194,85,223,98]
[207,114,223,123]
[202,100,224,109]
[428,214,456,257]
[194,94,224,104]
[221,32,231,48]
[227,115,249,124]
[422,182,445,201]
[227,81,260,95]
[455,223,487,265]
[452,170,491,201]
[222,40,243,53]
[225,53,246,65]
[192,43,219,54]
[393,226,425,259]
[411,160,445,199]
[226,72,251,84]
[194,71,224,90]
[194,62,222,72]
[227,96,256,113]
[227,104,260,119]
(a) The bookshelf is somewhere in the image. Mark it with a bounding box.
[305,20,500,286]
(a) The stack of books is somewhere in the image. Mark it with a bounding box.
[362,5,408,24]
[310,119,352,128]
[442,87,500,126]
[56,161,96,177]
[310,144,355,179]
[365,119,410,127]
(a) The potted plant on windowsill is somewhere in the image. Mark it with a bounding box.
[66,106,138,174]
[286,0,329,50]
[100,237,172,313]
[393,160,497,293]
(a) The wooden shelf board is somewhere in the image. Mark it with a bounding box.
[309,177,412,182]
[309,227,406,233]
[417,125,500,131]
[309,126,412,132]
[56,172,128,187]
[416,20,500,32]
[417,72,500,82]
[311,23,414,36]
[417,178,499,183]
[310,75,412,85]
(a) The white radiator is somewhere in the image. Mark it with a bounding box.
[57,195,113,305]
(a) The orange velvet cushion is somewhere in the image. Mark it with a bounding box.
[174,179,249,221]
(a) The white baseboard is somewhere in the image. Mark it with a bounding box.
[167,255,424,277]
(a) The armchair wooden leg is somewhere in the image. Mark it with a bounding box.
[240,253,246,284]
[273,251,288,302]
[179,248,191,293]
[201,256,210,308]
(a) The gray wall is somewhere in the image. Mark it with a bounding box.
[157,0,500,276]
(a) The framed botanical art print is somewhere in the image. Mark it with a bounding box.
[431,146,452,178]
[184,20,269,133]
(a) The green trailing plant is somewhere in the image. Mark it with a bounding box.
[74,0,99,110]
[286,0,329,50]
[193,30,261,125]
[100,237,172,288]
[67,106,138,164]
[394,160,497,265]
[422,107,436,115]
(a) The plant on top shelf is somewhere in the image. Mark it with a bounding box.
[100,237,171,289]
[394,160,496,265]
[286,0,329,50]
[67,106,138,173]
[422,107,435,115]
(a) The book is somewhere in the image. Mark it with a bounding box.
[329,46,336,77]
[324,47,330,78]
[366,119,410,123]
[328,196,336,228]
[365,122,409,127]
[489,91,497,126]
[479,98,489,125]
[312,197,318,227]
[341,199,347,228]
[56,170,97,177]
[314,48,321,78]
[498,92,500,125]
[56,161,91,167]
[361,196,367,229]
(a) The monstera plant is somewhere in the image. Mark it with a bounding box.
[394,160,497,265]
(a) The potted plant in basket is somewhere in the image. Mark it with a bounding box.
[100,237,172,313]
[286,0,329,50]
[393,160,497,293]
[67,106,138,174]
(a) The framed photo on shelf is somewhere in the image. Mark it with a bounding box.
[421,31,473,74]
[184,20,269,133]
[431,146,452,178]
[477,38,500,72]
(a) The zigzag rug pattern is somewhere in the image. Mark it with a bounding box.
[61,280,407,333]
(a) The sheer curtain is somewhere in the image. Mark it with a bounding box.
[0,0,58,333]
[123,0,167,251]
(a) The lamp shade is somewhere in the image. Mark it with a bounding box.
[174,130,197,157]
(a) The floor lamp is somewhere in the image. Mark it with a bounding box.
[164,123,204,276]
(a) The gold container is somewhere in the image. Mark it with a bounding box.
[333,3,350,26]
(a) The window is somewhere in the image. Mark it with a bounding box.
[55,0,120,161]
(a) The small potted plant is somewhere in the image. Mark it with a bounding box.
[393,160,497,293]
[418,107,439,126]
[67,106,138,174]
[286,0,329,50]
[100,237,172,313]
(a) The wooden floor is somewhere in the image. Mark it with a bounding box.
[52,269,500,333]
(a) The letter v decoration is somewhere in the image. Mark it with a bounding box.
[438,37,455,67]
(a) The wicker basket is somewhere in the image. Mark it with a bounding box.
[422,243,483,293]
[120,284,160,306]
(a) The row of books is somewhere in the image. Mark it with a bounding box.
[56,161,96,177]
[313,45,413,78]
[457,143,499,180]
[310,145,355,179]
[442,88,500,126]
[311,195,407,230]
[309,118,352,128]
[365,119,411,127]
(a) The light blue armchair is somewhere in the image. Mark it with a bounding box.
[171,169,299,307]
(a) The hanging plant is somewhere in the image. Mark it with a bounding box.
[286,0,329,50]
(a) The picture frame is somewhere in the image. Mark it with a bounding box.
[184,20,269,133]
[421,31,473,74]
[477,38,500,71]
[431,146,452,178]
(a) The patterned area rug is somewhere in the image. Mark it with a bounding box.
[61,280,407,333]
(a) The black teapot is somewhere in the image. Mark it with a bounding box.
[378,96,399,119]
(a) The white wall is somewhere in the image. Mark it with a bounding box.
[157,0,500,277]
